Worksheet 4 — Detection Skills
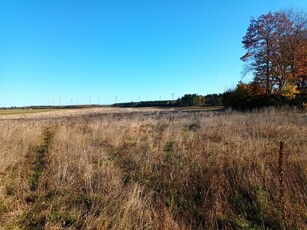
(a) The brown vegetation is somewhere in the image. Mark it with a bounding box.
[0,108,306,229]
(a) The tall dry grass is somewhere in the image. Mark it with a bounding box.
[0,108,306,229]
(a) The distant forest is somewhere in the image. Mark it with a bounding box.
[113,93,222,108]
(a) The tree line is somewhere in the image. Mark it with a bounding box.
[112,94,223,108]
[115,8,306,109]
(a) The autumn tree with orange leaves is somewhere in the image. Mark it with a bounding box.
[223,9,307,109]
[241,9,307,97]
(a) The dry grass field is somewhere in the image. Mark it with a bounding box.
[0,107,306,229]
[0,109,57,116]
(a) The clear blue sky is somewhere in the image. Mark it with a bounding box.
[1,0,306,106]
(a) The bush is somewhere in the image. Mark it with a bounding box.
[222,82,307,109]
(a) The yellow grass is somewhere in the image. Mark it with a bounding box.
[0,107,306,229]
[0,109,56,116]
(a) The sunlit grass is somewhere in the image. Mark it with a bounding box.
[0,108,306,229]
[0,109,56,116]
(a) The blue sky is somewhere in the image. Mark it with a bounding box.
[1,0,306,106]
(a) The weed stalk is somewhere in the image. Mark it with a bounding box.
[278,141,287,229]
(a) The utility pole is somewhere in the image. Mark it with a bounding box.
[59,97,61,106]
[172,93,174,101]
[89,96,91,105]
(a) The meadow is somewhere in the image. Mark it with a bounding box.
[0,109,57,116]
[0,108,306,229]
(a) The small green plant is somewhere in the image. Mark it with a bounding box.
[163,140,175,153]
[4,183,16,196]
[163,140,176,166]
[0,198,10,214]
[185,121,201,131]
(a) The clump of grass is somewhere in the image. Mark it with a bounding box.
[185,121,201,131]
